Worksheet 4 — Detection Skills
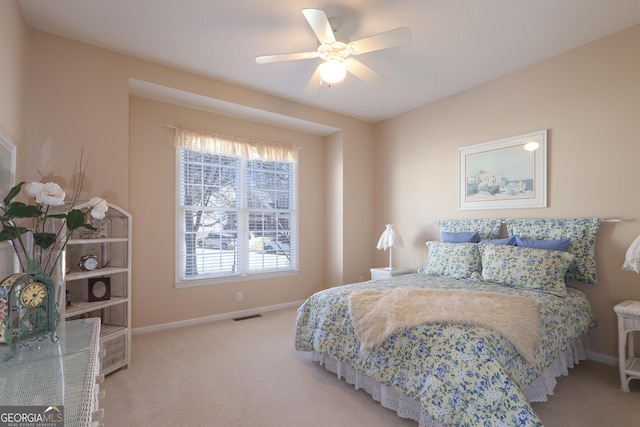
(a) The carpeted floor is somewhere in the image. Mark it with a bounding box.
[102,307,640,426]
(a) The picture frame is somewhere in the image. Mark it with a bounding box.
[88,277,111,302]
[458,130,547,210]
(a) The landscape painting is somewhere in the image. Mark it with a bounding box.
[458,130,547,210]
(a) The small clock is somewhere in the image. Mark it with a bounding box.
[88,277,111,302]
[20,282,48,308]
[79,254,99,271]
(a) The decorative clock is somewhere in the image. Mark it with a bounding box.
[79,254,99,271]
[0,272,59,359]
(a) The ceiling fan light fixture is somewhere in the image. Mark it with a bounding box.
[319,59,346,83]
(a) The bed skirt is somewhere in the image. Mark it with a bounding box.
[312,334,589,427]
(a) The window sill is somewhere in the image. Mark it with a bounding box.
[174,269,299,288]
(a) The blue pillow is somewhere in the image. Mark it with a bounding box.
[481,235,517,245]
[441,231,480,243]
[515,236,571,251]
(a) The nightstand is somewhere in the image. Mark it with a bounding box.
[614,300,640,392]
[370,267,412,280]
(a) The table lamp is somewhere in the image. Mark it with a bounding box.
[376,224,404,270]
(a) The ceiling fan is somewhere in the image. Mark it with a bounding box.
[255,8,412,95]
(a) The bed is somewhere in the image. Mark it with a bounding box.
[294,218,600,427]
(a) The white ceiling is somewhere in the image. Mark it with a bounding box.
[17,0,640,123]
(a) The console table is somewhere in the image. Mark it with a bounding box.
[0,318,104,426]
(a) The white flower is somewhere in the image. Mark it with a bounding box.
[25,182,44,198]
[77,197,109,220]
[27,182,66,206]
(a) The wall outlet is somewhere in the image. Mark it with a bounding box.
[236,291,243,302]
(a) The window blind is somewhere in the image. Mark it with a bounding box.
[175,127,297,284]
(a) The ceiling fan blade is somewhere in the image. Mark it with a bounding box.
[302,8,336,44]
[256,51,318,64]
[304,65,323,95]
[345,58,386,86]
[348,27,412,55]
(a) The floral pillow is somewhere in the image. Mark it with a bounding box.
[419,241,481,279]
[479,243,575,297]
[506,218,600,284]
[438,219,502,240]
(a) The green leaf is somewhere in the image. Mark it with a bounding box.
[33,232,57,249]
[3,182,25,206]
[0,229,14,243]
[66,209,86,231]
[47,213,68,219]
[5,203,43,218]
[0,225,29,240]
[81,223,97,231]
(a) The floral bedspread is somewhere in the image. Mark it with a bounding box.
[294,274,597,427]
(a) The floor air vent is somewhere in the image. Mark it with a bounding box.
[233,314,262,321]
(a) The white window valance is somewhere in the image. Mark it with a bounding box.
[173,126,297,162]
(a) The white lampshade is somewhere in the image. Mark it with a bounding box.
[319,59,346,84]
[377,224,404,270]
[623,234,640,274]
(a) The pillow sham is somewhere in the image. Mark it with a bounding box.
[479,243,575,297]
[419,241,481,279]
[441,231,480,243]
[438,219,502,240]
[506,218,600,284]
[481,235,517,245]
[515,236,571,251]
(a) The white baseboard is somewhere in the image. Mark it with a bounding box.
[132,300,305,335]
[587,350,617,366]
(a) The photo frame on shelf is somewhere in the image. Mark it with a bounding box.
[88,277,111,302]
[458,129,547,210]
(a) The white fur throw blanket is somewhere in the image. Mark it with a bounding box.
[348,287,541,364]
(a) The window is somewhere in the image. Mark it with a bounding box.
[175,128,297,285]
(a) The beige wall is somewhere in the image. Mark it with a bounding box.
[23,27,376,329]
[0,1,28,278]
[129,96,327,327]
[374,24,640,359]
[26,32,130,204]
[0,0,27,170]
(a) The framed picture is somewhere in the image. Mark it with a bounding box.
[458,130,547,210]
